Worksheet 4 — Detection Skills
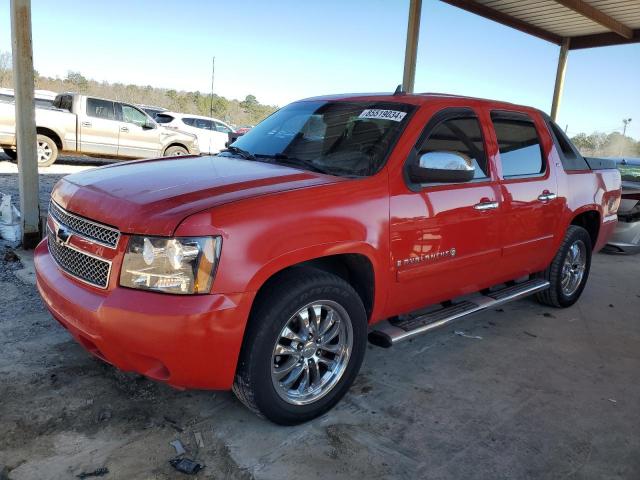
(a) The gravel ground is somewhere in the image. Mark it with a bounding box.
[1,155,639,479]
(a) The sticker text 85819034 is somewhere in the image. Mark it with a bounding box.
[358,109,407,122]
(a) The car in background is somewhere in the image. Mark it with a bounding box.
[138,104,168,120]
[155,112,235,154]
[235,125,253,135]
[604,158,640,254]
[0,87,58,109]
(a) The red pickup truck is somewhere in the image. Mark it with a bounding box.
[35,93,621,424]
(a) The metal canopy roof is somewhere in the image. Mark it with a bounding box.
[441,0,640,49]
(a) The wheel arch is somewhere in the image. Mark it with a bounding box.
[163,142,189,155]
[35,127,63,150]
[570,209,600,250]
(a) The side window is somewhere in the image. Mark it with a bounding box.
[194,118,213,130]
[121,104,149,127]
[86,98,115,120]
[182,118,196,127]
[156,114,174,124]
[547,119,589,171]
[491,113,544,177]
[0,93,14,103]
[54,94,73,112]
[215,122,232,134]
[420,116,488,179]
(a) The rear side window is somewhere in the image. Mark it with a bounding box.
[185,117,213,130]
[546,118,589,171]
[420,116,488,179]
[156,114,174,124]
[53,94,73,112]
[86,98,115,120]
[491,113,544,177]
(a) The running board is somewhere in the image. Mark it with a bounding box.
[368,278,550,348]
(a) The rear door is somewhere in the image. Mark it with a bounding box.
[183,117,215,154]
[489,110,562,276]
[116,103,162,158]
[388,108,503,313]
[79,97,119,155]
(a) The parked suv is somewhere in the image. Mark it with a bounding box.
[35,92,621,424]
[156,112,235,154]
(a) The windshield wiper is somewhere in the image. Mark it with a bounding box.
[254,153,333,175]
[219,146,255,160]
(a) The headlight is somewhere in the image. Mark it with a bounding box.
[120,236,221,294]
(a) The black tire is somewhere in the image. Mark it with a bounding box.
[233,268,367,425]
[2,147,17,161]
[536,225,592,308]
[163,145,188,157]
[36,134,58,167]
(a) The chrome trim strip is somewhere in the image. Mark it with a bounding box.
[49,200,120,249]
[369,279,550,347]
[46,225,112,289]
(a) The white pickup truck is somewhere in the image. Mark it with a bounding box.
[0,92,199,166]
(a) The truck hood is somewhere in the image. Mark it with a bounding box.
[52,155,344,235]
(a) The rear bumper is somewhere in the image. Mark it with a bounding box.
[605,220,640,254]
[35,239,255,390]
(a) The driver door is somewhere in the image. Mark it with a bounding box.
[116,103,161,158]
[388,108,503,314]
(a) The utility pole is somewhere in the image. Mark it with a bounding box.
[622,118,632,137]
[11,0,41,248]
[402,0,422,93]
[210,56,215,118]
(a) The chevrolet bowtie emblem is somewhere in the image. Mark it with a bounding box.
[55,226,72,246]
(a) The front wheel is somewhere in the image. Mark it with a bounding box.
[163,145,188,157]
[233,268,367,425]
[536,225,592,308]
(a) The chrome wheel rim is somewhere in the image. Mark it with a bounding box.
[271,300,353,405]
[561,240,586,296]
[37,140,52,164]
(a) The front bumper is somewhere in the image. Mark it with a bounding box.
[35,239,255,390]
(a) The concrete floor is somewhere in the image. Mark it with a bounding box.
[1,158,639,478]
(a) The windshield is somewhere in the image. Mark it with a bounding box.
[224,100,415,177]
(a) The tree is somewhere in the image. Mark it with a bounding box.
[0,51,12,87]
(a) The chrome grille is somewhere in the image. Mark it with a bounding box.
[47,228,111,288]
[49,201,120,248]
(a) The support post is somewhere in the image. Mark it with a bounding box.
[10,0,40,248]
[402,0,422,93]
[550,37,570,122]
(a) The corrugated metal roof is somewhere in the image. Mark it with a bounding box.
[442,0,640,49]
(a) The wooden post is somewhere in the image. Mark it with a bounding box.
[10,0,41,248]
[402,0,422,93]
[551,37,570,122]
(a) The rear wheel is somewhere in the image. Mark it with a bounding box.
[233,268,367,425]
[536,225,592,308]
[36,134,58,167]
[2,147,17,161]
[163,145,188,157]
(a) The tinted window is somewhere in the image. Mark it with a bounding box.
[215,122,232,133]
[54,94,73,112]
[420,116,488,178]
[156,114,174,124]
[86,98,115,120]
[121,104,148,126]
[546,118,589,171]
[492,114,544,177]
[184,117,213,130]
[0,93,13,103]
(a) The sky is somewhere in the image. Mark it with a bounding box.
[1,0,639,138]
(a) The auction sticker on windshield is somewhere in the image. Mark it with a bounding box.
[358,109,407,122]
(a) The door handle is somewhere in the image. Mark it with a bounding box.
[538,192,557,202]
[473,200,499,211]
[81,121,91,127]
[120,126,129,133]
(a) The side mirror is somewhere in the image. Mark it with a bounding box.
[408,151,475,183]
[142,120,156,130]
